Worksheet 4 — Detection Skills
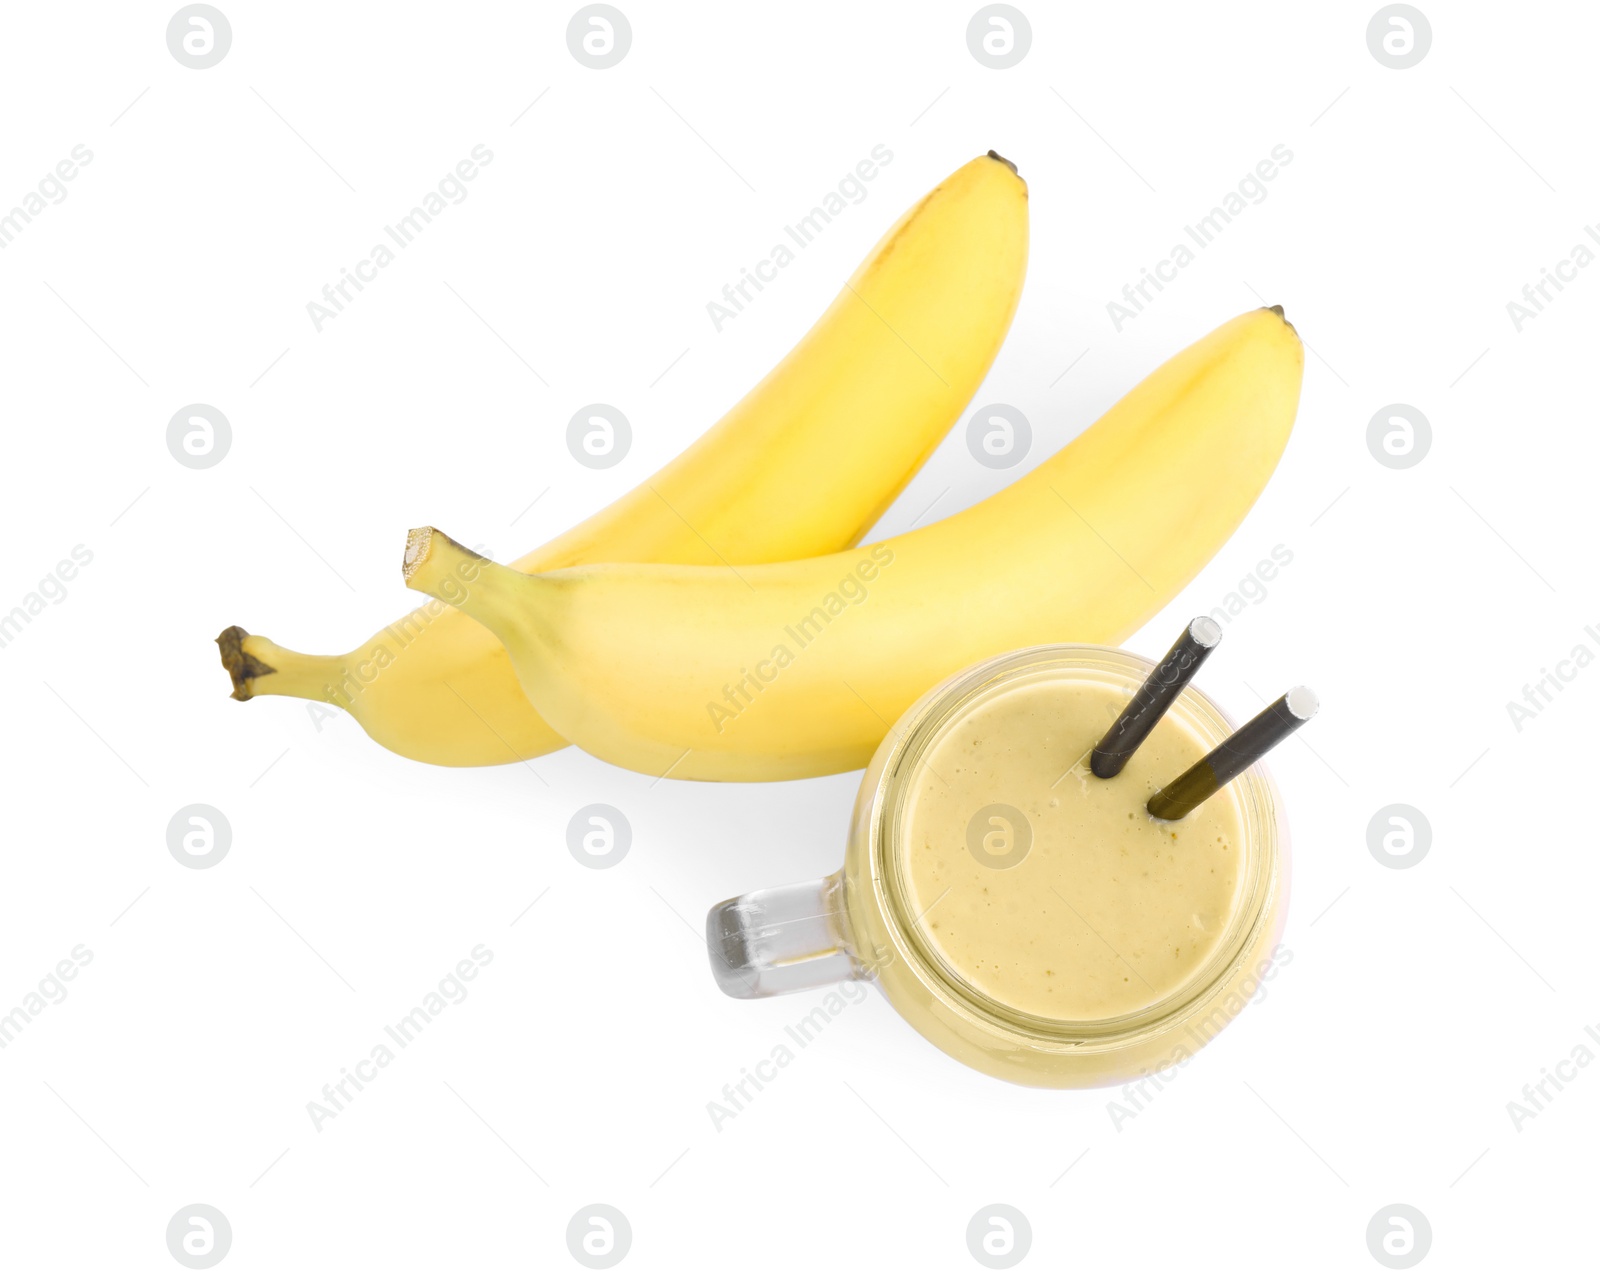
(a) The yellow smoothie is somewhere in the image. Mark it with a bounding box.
[896,672,1248,1023]
[835,646,1286,1086]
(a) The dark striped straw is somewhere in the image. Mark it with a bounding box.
[1147,687,1319,821]
[1091,617,1223,779]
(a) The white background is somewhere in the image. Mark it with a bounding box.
[1,1,1594,1269]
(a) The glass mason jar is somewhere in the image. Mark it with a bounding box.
[705,644,1290,1088]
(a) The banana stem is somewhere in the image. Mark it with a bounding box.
[401,527,532,645]
[216,627,343,703]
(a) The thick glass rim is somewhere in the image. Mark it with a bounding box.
[867,643,1284,1047]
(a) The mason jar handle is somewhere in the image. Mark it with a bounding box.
[705,871,867,998]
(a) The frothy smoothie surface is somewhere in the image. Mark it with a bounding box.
[898,672,1247,1022]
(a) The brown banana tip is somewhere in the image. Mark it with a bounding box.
[216,625,275,702]
[985,149,1020,177]
[1265,303,1297,336]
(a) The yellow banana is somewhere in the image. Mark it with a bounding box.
[402,308,1304,782]
[218,152,1029,765]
